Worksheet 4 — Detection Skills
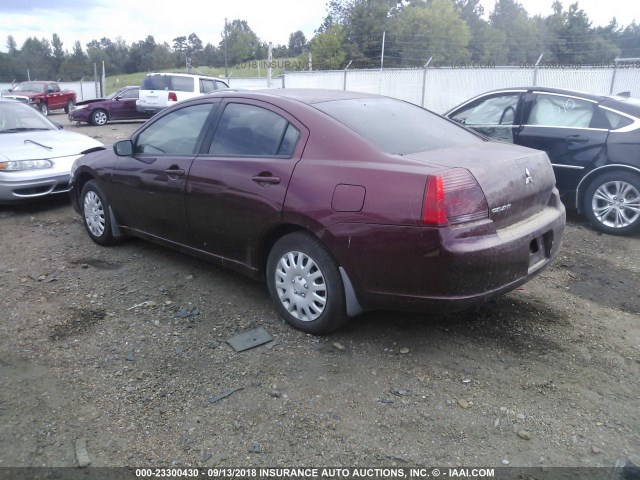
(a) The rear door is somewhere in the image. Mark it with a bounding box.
[109,101,218,245]
[517,91,609,197]
[185,100,307,268]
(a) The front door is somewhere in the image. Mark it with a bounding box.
[109,102,217,245]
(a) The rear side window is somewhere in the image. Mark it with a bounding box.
[170,76,194,92]
[602,109,634,130]
[210,103,299,157]
[315,97,481,155]
[200,79,216,93]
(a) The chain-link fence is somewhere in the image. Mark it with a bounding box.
[284,61,640,113]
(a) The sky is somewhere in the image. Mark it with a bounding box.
[0,0,638,54]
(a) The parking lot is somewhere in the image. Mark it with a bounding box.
[0,113,639,469]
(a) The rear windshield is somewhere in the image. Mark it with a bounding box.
[314,97,482,155]
[141,75,194,92]
[142,75,169,90]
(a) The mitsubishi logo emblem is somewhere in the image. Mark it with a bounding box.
[525,168,533,185]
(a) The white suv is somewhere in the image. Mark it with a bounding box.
[136,73,229,114]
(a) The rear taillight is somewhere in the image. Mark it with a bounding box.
[422,168,488,226]
[168,92,177,101]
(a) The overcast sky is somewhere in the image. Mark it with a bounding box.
[0,0,638,53]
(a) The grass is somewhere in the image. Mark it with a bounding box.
[105,58,303,94]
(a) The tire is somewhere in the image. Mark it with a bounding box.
[39,102,49,116]
[266,232,348,334]
[583,171,640,235]
[80,180,117,246]
[91,109,108,126]
[64,99,74,114]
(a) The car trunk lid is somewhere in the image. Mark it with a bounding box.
[404,142,556,229]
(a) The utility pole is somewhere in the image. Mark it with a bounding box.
[224,17,228,79]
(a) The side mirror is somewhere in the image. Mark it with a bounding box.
[113,140,133,156]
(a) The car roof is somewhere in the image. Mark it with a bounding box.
[204,88,383,105]
[448,86,640,117]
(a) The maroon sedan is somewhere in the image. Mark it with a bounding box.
[69,89,565,334]
[68,86,153,126]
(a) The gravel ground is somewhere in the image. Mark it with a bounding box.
[0,113,639,472]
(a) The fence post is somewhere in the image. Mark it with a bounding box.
[344,60,352,90]
[610,59,619,94]
[421,57,433,108]
[533,53,544,86]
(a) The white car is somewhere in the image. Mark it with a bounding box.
[0,98,103,203]
[136,73,229,115]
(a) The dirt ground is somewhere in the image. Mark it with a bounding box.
[0,113,639,472]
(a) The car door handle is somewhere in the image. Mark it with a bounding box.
[565,135,588,144]
[165,168,185,177]
[252,175,280,185]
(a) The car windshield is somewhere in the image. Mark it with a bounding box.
[0,101,56,133]
[314,97,483,155]
[12,82,45,93]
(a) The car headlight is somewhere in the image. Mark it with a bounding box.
[0,159,53,171]
[73,104,88,110]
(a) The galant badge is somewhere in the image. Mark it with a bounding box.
[525,168,533,185]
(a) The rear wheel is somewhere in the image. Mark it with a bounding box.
[266,232,348,334]
[583,171,640,235]
[64,99,74,114]
[39,102,49,116]
[80,180,117,246]
[91,109,108,126]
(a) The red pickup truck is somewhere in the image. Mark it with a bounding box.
[4,81,76,116]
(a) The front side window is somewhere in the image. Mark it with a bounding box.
[451,94,520,126]
[135,103,214,155]
[528,94,595,128]
[120,88,139,100]
[210,103,299,157]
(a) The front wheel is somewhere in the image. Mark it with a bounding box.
[80,180,117,245]
[266,232,348,334]
[91,109,108,126]
[39,102,49,116]
[583,171,640,235]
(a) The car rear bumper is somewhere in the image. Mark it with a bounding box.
[322,189,566,314]
[136,104,164,115]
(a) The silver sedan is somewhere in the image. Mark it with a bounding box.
[0,98,103,203]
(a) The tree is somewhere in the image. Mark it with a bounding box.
[51,34,65,77]
[19,37,52,79]
[489,0,541,63]
[62,41,89,80]
[310,24,347,69]
[393,0,470,65]
[6,35,18,55]
[456,0,507,63]
[220,19,261,65]
[341,0,400,67]
[288,30,307,56]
